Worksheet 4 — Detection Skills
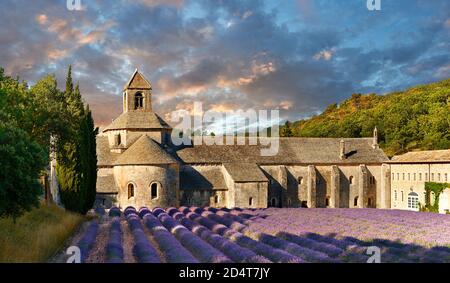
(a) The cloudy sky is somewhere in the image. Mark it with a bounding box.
[0,0,449,128]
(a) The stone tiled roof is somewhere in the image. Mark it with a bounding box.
[391,149,450,163]
[103,111,171,131]
[96,135,121,167]
[96,174,118,193]
[180,166,226,191]
[224,163,268,182]
[175,137,389,165]
[124,69,151,90]
[114,135,178,165]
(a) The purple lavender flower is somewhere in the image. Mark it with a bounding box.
[77,220,99,262]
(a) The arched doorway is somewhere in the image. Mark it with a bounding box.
[408,192,419,211]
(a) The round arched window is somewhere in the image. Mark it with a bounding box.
[127,183,135,199]
[150,182,161,200]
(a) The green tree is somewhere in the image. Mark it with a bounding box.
[57,67,97,214]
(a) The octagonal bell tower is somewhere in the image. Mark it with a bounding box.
[123,68,152,113]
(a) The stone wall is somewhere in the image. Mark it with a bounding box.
[113,164,179,208]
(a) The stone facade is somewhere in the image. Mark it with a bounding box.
[389,151,450,214]
[68,70,441,212]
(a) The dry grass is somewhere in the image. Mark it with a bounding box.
[0,203,85,263]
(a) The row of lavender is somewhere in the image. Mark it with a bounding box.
[77,206,450,262]
[107,206,369,262]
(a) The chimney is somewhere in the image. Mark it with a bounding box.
[372,126,379,149]
[340,139,346,160]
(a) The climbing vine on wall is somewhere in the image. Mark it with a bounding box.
[420,182,450,213]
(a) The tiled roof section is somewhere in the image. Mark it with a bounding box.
[391,149,450,163]
[223,163,268,182]
[180,166,226,191]
[96,135,120,167]
[96,174,118,193]
[103,111,171,131]
[124,69,151,90]
[114,135,178,165]
[175,137,389,164]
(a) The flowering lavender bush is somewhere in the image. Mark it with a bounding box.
[158,212,232,263]
[108,207,121,217]
[82,207,450,263]
[185,211,304,263]
[177,212,271,263]
[142,213,198,263]
[126,214,160,263]
[76,220,99,262]
[106,218,123,263]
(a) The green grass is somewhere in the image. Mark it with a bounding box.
[0,202,85,262]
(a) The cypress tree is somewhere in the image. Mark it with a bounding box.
[57,66,95,214]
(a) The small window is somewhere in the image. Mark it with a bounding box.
[349,176,354,185]
[298,177,303,185]
[392,173,394,180]
[134,92,144,109]
[325,197,330,207]
[445,173,448,182]
[401,191,404,202]
[353,196,358,207]
[128,183,135,199]
[368,197,373,207]
[403,173,405,180]
[397,173,400,180]
[249,197,254,206]
[287,198,292,207]
[425,173,428,181]
[214,195,219,204]
[408,173,410,181]
[437,173,441,181]
[394,190,397,201]
[151,183,158,199]
[431,173,434,181]
[413,173,416,181]
[419,173,422,181]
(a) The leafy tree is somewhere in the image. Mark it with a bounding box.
[280,79,450,156]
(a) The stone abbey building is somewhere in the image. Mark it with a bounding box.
[94,70,393,209]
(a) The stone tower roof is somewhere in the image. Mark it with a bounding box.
[103,111,171,132]
[114,135,178,165]
[124,68,152,90]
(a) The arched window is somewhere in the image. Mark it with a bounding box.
[270,197,277,207]
[150,182,159,199]
[128,183,135,199]
[368,197,373,207]
[214,195,219,204]
[408,192,419,210]
[325,197,330,207]
[249,197,254,207]
[298,177,303,185]
[349,176,354,185]
[353,196,358,206]
[134,92,144,109]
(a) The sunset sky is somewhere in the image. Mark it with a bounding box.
[1,0,449,127]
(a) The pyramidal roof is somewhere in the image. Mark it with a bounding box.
[114,135,177,165]
[103,111,171,132]
[124,68,152,90]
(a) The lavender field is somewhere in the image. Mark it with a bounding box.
[68,207,450,263]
